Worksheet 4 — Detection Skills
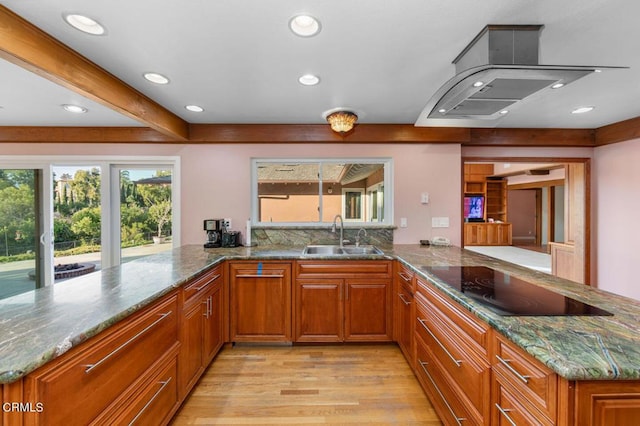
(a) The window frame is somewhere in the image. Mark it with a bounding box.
[251,157,393,226]
[0,155,180,289]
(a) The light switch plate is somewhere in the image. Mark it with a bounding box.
[431,217,449,228]
[400,217,408,228]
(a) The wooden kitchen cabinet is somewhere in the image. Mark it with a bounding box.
[179,264,224,397]
[295,278,344,341]
[414,276,491,425]
[394,262,415,365]
[294,260,393,343]
[464,222,512,246]
[229,261,292,342]
[21,291,180,426]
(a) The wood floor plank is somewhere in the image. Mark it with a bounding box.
[170,344,441,425]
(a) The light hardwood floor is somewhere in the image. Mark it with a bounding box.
[170,344,441,425]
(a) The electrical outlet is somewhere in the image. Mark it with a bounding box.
[223,218,232,229]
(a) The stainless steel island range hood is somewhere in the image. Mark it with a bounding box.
[420,25,621,121]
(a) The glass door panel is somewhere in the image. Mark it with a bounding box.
[118,168,173,263]
[0,169,41,299]
[52,166,102,280]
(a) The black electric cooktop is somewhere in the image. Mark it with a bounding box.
[421,266,613,316]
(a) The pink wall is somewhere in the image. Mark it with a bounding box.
[179,143,462,245]
[0,142,462,246]
[3,141,639,300]
[593,138,640,301]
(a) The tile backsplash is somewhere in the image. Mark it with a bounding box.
[251,226,394,247]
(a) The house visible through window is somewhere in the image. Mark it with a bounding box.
[253,159,392,225]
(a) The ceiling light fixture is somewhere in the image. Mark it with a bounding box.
[571,106,595,114]
[499,109,509,115]
[298,74,320,86]
[62,104,88,113]
[64,14,105,35]
[185,105,204,112]
[473,81,484,87]
[326,110,358,134]
[143,72,170,85]
[289,15,321,37]
[551,83,565,89]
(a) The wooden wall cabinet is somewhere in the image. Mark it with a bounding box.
[486,180,508,223]
[179,265,224,398]
[294,260,393,343]
[229,261,292,342]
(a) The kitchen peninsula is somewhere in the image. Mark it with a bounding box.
[1,244,639,425]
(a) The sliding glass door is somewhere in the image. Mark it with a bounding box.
[0,167,51,299]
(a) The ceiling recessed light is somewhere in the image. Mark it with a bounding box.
[298,74,320,86]
[185,105,204,112]
[438,108,446,113]
[473,81,484,87]
[571,106,595,114]
[62,104,88,113]
[499,109,509,115]
[551,83,565,89]
[289,15,321,37]
[143,72,170,85]
[63,14,105,35]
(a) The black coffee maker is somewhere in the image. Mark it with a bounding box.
[203,219,223,248]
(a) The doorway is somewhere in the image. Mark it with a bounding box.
[462,158,590,284]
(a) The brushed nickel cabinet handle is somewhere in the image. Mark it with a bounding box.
[496,355,530,384]
[495,403,517,426]
[398,272,412,282]
[84,311,172,374]
[398,293,411,305]
[418,360,466,425]
[128,377,172,425]
[418,318,462,367]
[203,298,209,318]
[235,274,284,278]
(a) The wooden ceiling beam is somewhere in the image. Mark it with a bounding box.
[469,128,595,146]
[0,5,189,141]
[0,127,175,143]
[188,124,470,143]
[0,124,603,145]
[595,116,640,146]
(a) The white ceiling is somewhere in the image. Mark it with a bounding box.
[1,0,638,129]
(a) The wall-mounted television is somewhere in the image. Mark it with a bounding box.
[464,195,484,222]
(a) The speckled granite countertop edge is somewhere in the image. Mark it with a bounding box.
[2,244,640,384]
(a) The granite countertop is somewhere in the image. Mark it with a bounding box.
[2,243,640,384]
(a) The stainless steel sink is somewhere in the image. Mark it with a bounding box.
[302,245,384,256]
[341,245,384,255]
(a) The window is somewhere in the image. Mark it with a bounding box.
[0,156,179,300]
[252,158,392,225]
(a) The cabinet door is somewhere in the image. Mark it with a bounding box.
[295,279,343,342]
[203,280,223,364]
[396,282,414,363]
[344,278,392,341]
[180,297,206,395]
[230,262,292,342]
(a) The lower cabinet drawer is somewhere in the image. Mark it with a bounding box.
[24,294,179,426]
[492,368,554,426]
[106,356,179,426]
[415,292,490,423]
[415,336,480,426]
[493,333,557,421]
